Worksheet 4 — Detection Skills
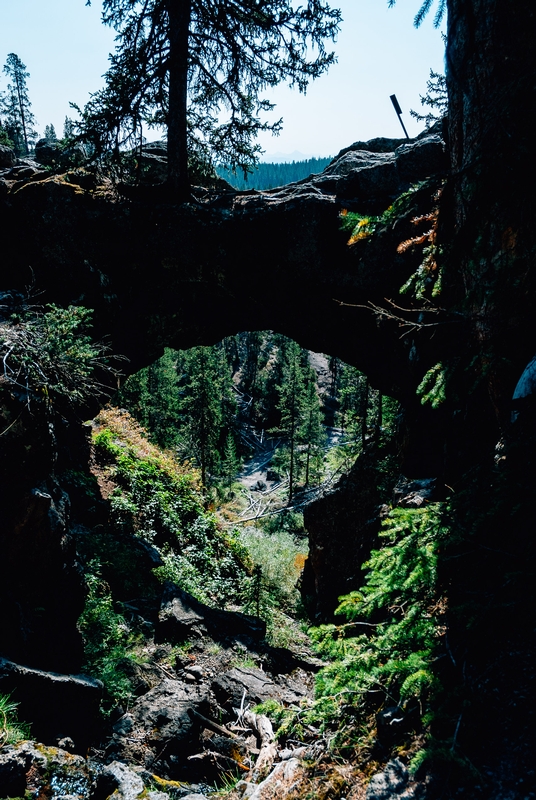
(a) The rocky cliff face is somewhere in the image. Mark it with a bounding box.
[0,133,450,666]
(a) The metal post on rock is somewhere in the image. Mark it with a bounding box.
[390,94,410,139]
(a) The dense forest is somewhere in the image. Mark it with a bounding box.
[116,333,391,497]
[217,158,333,191]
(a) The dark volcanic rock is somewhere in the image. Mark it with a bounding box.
[323,149,395,178]
[35,137,62,166]
[338,158,401,203]
[0,741,93,799]
[0,130,448,685]
[395,136,447,183]
[0,475,86,672]
[333,136,410,160]
[393,476,438,508]
[136,151,168,184]
[0,657,102,750]
[109,678,213,776]
[0,144,16,168]
[366,759,425,799]
[302,450,387,621]
[157,583,266,643]
[211,666,306,711]
[95,761,146,800]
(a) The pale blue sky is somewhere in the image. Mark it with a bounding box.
[0,0,445,158]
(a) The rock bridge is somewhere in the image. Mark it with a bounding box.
[0,133,452,672]
[2,134,447,407]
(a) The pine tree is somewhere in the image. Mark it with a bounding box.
[410,69,448,129]
[335,363,372,459]
[44,123,57,142]
[222,433,241,489]
[276,340,306,501]
[300,366,325,487]
[180,346,223,486]
[63,117,76,141]
[117,348,180,448]
[0,120,13,148]
[213,343,238,451]
[79,0,341,197]
[256,333,286,429]
[0,54,37,156]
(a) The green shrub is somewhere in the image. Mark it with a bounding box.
[276,504,449,753]
[77,566,140,709]
[0,304,120,408]
[0,694,30,746]
[93,408,248,607]
[238,525,307,613]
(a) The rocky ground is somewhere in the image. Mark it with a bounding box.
[0,584,361,800]
[0,567,435,800]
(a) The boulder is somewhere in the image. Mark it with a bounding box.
[338,158,401,202]
[0,480,86,672]
[157,583,266,643]
[247,758,303,800]
[0,144,16,168]
[513,355,536,400]
[181,796,207,800]
[136,151,168,184]
[109,678,213,776]
[34,137,62,166]
[393,477,438,508]
[512,354,536,421]
[324,149,395,178]
[366,759,425,799]
[211,666,307,712]
[0,657,102,750]
[14,157,41,169]
[0,741,92,799]
[34,139,88,169]
[307,173,340,194]
[136,140,167,156]
[395,136,447,183]
[11,165,41,179]
[333,136,410,160]
[61,142,88,166]
[96,761,146,800]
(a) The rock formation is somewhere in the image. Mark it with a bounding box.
[0,134,450,671]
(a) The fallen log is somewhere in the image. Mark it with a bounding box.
[243,710,277,781]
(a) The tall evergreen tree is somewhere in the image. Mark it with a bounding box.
[300,366,325,487]
[44,123,57,142]
[80,0,341,197]
[213,342,238,455]
[276,340,306,501]
[63,116,76,140]
[0,54,37,156]
[337,364,370,450]
[180,346,223,486]
[117,348,180,448]
[221,432,241,488]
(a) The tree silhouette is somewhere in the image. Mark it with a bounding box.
[80,0,341,198]
[1,54,37,156]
